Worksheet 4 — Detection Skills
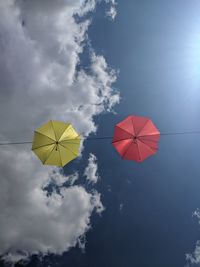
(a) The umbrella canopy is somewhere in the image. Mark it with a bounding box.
[112,115,160,162]
[32,120,81,167]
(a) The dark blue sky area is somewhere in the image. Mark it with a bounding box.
[10,1,200,267]
[86,2,200,266]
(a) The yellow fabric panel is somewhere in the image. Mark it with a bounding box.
[51,121,71,141]
[60,137,80,145]
[58,144,77,166]
[32,144,55,164]
[32,132,54,150]
[44,146,62,166]
[59,125,79,142]
[35,121,56,141]
[59,140,80,156]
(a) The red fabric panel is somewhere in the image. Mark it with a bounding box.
[112,125,133,143]
[131,116,149,136]
[138,120,160,136]
[112,139,133,157]
[122,141,141,162]
[116,116,135,136]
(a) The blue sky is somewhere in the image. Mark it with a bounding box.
[89,1,200,266]
[1,1,200,267]
[67,1,200,266]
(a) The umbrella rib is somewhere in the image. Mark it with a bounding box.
[50,120,57,141]
[59,143,78,157]
[60,134,81,141]
[139,133,160,137]
[43,145,56,164]
[60,141,80,145]
[60,137,80,144]
[138,136,160,144]
[137,139,157,152]
[131,117,136,135]
[50,120,56,140]
[35,130,55,142]
[112,137,132,144]
[122,140,133,159]
[32,142,55,150]
[115,125,134,137]
[58,124,72,141]
[57,146,63,167]
[136,142,142,161]
[138,136,159,141]
[135,119,149,136]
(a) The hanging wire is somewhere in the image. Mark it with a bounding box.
[1,131,200,145]
[0,137,113,145]
[83,136,112,140]
[160,131,200,136]
[0,141,32,146]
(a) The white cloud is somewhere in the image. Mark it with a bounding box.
[193,209,200,220]
[105,0,117,20]
[49,169,79,186]
[186,209,200,266]
[106,6,117,20]
[186,241,200,266]
[0,0,119,263]
[84,153,99,184]
[0,0,119,141]
[0,148,103,263]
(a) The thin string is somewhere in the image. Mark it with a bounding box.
[83,136,112,140]
[0,137,113,145]
[1,131,200,145]
[0,141,33,145]
[160,131,200,136]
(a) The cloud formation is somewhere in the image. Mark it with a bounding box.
[106,0,117,20]
[106,6,117,20]
[186,210,200,266]
[84,153,99,184]
[0,149,103,263]
[0,0,119,263]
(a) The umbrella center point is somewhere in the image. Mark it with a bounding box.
[133,136,137,143]
[56,141,58,145]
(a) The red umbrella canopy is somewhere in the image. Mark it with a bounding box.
[112,115,160,162]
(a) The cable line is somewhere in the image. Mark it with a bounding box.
[160,131,200,136]
[0,141,32,145]
[1,131,200,145]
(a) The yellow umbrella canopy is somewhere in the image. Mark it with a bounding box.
[32,120,81,167]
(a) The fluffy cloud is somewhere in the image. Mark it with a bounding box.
[0,0,119,263]
[0,148,103,263]
[0,0,119,141]
[105,0,117,20]
[186,210,200,266]
[106,6,117,20]
[186,241,200,265]
[84,153,99,184]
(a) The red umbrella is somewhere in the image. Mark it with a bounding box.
[112,115,160,162]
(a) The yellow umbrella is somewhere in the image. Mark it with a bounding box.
[32,120,81,167]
